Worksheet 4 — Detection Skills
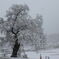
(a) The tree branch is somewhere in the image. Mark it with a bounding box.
[11,27,16,34]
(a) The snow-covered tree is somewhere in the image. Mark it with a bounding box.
[0,4,46,57]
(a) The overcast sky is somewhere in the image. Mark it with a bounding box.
[0,0,59,35]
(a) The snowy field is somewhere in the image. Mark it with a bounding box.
[0,48,59,59]
[25,48,59,59]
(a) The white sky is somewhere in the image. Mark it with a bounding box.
[0,0,59,35]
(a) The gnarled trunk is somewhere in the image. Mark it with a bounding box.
[11,39,20,57]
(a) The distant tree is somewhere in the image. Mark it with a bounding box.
[0,4,46,57]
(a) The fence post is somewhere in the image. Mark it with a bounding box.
[45,56,50,59]
[48,56,50,59]
[40,54,42,59]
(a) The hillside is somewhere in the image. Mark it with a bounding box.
[47,33,59,49]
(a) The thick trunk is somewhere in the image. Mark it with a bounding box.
[11,39,20,57]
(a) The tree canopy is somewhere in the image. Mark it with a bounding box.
[0,4,46,51]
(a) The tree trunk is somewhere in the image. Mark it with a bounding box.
[11,39,20,57]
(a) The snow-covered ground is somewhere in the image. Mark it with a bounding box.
[25,48,59,59]
[0,48,59,59]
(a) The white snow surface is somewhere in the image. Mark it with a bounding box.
[25,48,59,59]
[0,48,59,59]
